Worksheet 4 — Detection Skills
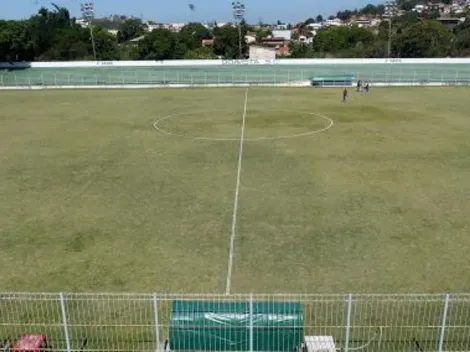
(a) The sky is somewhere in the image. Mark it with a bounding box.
[3,0,383,23]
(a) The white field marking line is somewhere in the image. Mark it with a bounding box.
[225,88,249,295]
[153,109,334,141]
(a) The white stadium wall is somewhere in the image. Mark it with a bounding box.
[2,58,470,68]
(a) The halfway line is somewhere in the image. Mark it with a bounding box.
[225,88,249,295]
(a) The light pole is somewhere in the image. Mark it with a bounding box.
[232,1,245,59]
[384,0,397,58]
[81,2,97,60]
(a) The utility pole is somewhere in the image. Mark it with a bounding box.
[384,0,398,58]
[81,2,97,60]
[232,1,246,59]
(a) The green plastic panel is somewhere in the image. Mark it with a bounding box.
[169,301,304,351]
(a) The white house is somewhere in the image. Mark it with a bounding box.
[325,18,343,26]
[249,46,276,60]
[298,35,314,43]
[272,30,292,40]
[307,23,324,30]
[245,35,256,44]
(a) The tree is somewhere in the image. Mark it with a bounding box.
[255,28,271,43]
[313,25,375,56]
[178,22,211,51]
[213,24,247,59]
[0,20,35,61]
[91,26,120,60]
[46,27,89,60]
[118,44,140,60]
[315,15,324,23]
[376,4,385,15]
[397,0,419,11]
[455,28,470,55]
[184,47,217,59]
[304,18,315,25]
[426,10,441,20]
[26,4,88,60]
[117,19,145,43]
[453,18,470,55]
[395,20,454,57]
[336,9,357,21]
[138,28,181,60]
[360,4,379,16]
[289,41,316,58]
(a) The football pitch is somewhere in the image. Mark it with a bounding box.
[1,87,470,294]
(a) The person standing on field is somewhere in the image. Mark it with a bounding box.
[342,88,348,102]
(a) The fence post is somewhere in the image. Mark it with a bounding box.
[249,293,254,352]
[59,293,71,352]
[153,294,160,352]
[438,294,450,352]
[344,294,353,352]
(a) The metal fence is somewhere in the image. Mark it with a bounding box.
[2,69,470,86]
[1,293,469,352]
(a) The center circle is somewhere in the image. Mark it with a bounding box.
[153,109,334,141]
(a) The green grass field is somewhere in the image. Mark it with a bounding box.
[1,87,470,294]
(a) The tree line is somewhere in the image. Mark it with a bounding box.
[1,4,470,62]
[290,12,470,58]
[0,5,248,61]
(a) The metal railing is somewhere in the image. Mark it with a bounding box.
[1,293,469,352]
[1,69,470,86]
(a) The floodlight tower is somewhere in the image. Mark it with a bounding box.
[384,0,398,58]
[81,2,97,60]
[232,1,246,59]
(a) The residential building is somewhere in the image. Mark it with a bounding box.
[271,30,292,41]
[307,23,324,30]
[324,18,343,26]
[249,45,276,59]
[201,39,214,47]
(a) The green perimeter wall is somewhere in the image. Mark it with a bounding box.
[2,60,470,85]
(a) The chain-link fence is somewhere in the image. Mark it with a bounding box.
[1,293,469,352]
[2,67,470,86]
